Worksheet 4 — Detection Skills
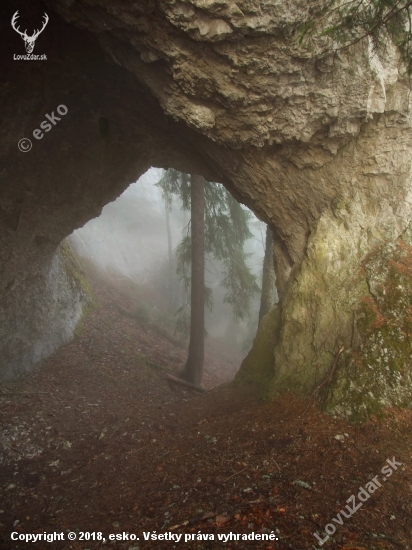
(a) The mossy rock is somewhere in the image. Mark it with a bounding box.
[323,237,412,421]
[60,240,96,337]
[235,304,281,397]
[238,234,412,421]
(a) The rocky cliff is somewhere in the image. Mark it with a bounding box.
[1,0,412,419]
[1,241,91,380]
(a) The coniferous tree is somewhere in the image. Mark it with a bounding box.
[163,193,174,314]
[302,0,412,73]
[181,175,205,386]
[156,169,258,385]
[176,179,258,322]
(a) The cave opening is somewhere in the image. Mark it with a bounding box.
[65,166,273,389]
[3,1,412,546]
[0,0,411,417]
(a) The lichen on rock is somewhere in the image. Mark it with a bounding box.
[323,235,412,421]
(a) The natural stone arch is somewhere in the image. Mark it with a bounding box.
[1,0,412,419]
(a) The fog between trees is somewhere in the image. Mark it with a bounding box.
[69,168,269,356]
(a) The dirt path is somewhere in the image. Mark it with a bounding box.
[1,275,412,550]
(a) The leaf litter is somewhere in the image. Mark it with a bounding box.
[1,269,412,550]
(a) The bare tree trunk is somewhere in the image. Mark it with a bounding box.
[258,225,276,323]
[165,196,174,313]
[181,174,205,386]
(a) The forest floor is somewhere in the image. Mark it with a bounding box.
[1,265,412,550]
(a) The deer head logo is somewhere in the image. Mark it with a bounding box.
[11,11,49,54]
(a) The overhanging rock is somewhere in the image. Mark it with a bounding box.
[1,0,412,419]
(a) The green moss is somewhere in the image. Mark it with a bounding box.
[60,240,94,298]
[73,300,95,338]
[234,305,281,398]
[323,238,412,421]
[60,240,97,337]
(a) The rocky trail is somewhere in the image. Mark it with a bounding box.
[1,271,412,550]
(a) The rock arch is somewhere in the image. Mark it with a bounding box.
[1,0,412,419]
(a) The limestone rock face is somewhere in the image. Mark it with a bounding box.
[1,0,412,418]
[43,0,410,271]
[1,243,90,380]
[322,233,412,421]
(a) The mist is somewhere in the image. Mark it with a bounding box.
[68,168,267,361]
